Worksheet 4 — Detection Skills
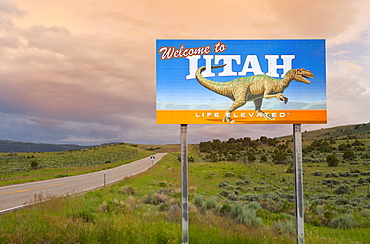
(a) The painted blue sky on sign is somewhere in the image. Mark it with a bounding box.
[156,40,326,109]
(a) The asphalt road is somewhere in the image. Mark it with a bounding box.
[0,153,166,214]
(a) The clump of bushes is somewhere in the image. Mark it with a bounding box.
[358,177,370,185]
[230,203,263,227]
[329,214,357,229]
[333,185,351,195]
[322,179,341,186]
[274,219,295,235]
[219,180,231,187]
[339,172,360,177]
[143,191,168,205]
[118,185,136,195]
[224,172,235,177]
[325,172,338,178]
[236,178,251,185]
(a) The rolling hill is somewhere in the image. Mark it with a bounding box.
[0,140,91,153]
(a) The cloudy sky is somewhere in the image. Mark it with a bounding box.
[0,0,369,145]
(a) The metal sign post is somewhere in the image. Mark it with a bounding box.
[180,124,189,244]
[293,124,304,244]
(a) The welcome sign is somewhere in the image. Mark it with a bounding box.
[156,39,326,124]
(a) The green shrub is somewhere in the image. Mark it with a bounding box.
[358,177,370,185]
[324,210,335,222]
[260,155,268,162]
[118,185,136,195]
[193,194,204,208]
[31,161,39,170]
[333,185,350,195]
[158,182,167,187]
[231,204,263,227]
[226,192,238,201]
[240,208,263,227]
[68,209,96,223]
[205,197,218,209]
[230,205,243,219]
[334,197,349,205]
[327,154,339,167]
[143,191,167,205]
[246,201,261,210]
[272,150,288,164]
[360,209,370,217]
[274,219,295,235]
[218,180,231,187]
[244,178,251,184]
[253,185,266,191]
[236,180,246,185]
[219,204,231,214]
[325,172,338,177]
[323,179,341,185]
[343,150,356,160]
[219,190,229,197]
[224,172,235,177]
[263,192,280,201]
[158,203,170,211]
[329,214,357,229]
[317,193,330,199]
[99,199,129,214]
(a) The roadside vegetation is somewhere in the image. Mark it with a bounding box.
[0,122,369,243]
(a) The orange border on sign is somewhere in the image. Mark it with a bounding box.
[156,110,327,124]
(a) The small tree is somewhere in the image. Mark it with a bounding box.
[31,161,39,170]
[273,150,288,164]
[343,150,355,160]
[248,153,256,162]
[326,153,339,167]
[260,155,268,163]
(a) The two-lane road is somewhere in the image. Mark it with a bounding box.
[0,153,166,214]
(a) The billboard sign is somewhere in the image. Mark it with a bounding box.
[156,39,326,124]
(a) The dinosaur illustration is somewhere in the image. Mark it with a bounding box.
[195,64,314,123]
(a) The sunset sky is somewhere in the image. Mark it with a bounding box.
[0,0,369,145]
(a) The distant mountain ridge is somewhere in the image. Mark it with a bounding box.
[1,122,369,153]
[0,140,92,153]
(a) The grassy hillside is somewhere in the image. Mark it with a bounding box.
[280,122,370,141]
[0,143,152,186]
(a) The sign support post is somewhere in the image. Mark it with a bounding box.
[180,124,189,244]
[293,124,304,244]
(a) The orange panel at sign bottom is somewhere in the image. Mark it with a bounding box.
[156,110,327,124]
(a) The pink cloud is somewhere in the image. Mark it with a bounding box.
[30,118,64,129]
